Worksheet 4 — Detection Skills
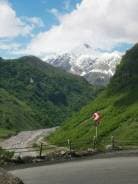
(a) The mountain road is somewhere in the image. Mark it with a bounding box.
[11,157,138,184]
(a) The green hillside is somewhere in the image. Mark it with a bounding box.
[0,56,97,133]
[49,44,138,145]
[0,88,41,137]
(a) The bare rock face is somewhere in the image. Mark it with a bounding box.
[0,168,24,184]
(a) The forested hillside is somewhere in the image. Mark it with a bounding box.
[0,56,97,134]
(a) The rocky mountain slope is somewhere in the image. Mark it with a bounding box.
[46,44,122,86]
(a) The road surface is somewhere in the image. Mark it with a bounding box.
[11,157,138,184]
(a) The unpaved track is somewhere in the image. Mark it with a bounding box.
[11,157,138,184]
[0,128,56,156]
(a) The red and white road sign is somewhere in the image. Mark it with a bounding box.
[92,112,101,123]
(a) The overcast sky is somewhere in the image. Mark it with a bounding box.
[0,0,137,58]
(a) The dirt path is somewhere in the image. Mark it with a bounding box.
[0,128,57,156]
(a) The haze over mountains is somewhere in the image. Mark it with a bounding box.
[45,44,122,86]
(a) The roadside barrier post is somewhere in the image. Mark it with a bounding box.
[111,136,115,150]
[67,139,72,152]
[93,136,96,149]
[39,143,43,157]
[96,126,98,139]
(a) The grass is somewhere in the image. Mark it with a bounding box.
[0,128,16,139]
[48,89,138,148]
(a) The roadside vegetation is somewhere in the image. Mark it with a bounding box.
[0,129,16,140]
[0,147,14,165]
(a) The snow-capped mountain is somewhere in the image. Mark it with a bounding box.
[45,44,122,86]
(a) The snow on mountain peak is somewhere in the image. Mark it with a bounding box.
[45,45,122,86]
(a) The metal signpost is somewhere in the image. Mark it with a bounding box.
[92,112,101,139]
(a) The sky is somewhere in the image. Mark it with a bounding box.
[0,0,137,59]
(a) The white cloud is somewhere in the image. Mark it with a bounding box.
[49,8,61,19]
[0,42,21,51]
[0,38,25,58]
[27,0,138,57]
[0,0,44,38]
[22,17,45,28]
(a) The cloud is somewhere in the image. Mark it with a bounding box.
[22,17,45,28]
[27,0,138,57]
[0,0,44,38]
[0,37,25,58]
[49,8,61,19]
[0,42,21,51]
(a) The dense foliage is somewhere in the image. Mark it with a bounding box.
[49,44,138,145]
[0,147,14,165]
[0,88,41,132]
[0,56,97,134]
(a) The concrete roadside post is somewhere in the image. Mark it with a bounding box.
[67,139,72,159]
[67,139,72,152]
[111,136,115,150]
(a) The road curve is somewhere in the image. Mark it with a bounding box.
[11,157,138,184]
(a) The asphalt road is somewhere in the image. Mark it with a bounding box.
[11,157,138,184]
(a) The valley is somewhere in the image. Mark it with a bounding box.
[0,44,138,152]
[0,1,137,184]
[0,56,97,132]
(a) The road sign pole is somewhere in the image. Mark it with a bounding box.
[93,136,96,149]
[92,112,101,140]
[96,126,98,139]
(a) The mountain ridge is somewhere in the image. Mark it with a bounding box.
[0,56,98,134]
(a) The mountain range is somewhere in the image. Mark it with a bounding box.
[45,44,122,86]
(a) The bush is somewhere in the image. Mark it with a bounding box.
[0,147,14,164]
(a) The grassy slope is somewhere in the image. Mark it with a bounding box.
[0,128,16,139]
[0,88,41,132]
[49,44,138,145]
